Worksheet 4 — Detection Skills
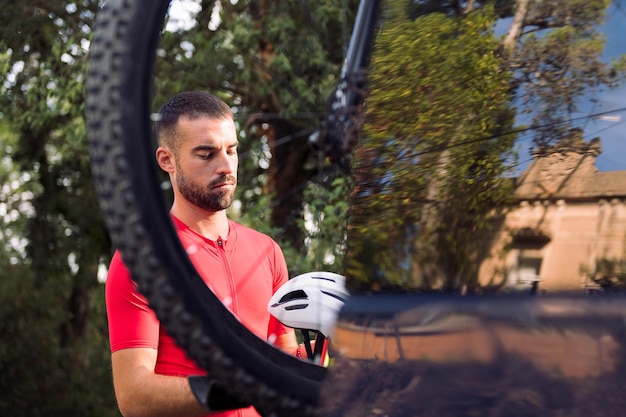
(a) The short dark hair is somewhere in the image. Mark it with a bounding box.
[155,91,233,149]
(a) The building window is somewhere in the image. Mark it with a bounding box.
[508,250,542,294]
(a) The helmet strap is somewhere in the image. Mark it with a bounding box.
[300,329,315,360]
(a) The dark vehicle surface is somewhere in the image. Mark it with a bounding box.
[86,0,626,416]
[323,295,626,416]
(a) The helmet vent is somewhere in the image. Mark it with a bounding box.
[285,304,308,311]
[279,289,308,303]
[322,290,347,303]
[313,276,337,283]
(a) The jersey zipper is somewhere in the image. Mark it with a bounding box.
[217,238,239,315]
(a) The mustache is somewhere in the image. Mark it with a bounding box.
[209,175,237,188]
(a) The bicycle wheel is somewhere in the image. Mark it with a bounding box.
[85,0,326,415]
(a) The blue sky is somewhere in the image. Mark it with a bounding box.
[522,83,626,172]
[588,3,626,171]
[508,2,626,173]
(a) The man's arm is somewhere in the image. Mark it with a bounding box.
[111,348,208,417]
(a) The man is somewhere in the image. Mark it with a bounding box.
[105,91,301,417]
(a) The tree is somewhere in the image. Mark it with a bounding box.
[152,0,358,271]
[347,2,516,292]
[345,0,626,293]
[0,1,116,415]
[502,0,626,146]
[0,2,362,411]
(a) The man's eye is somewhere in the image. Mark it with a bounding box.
[199,154,213,160]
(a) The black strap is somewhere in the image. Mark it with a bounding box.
[313,332,326,363]
[300,329,314,359]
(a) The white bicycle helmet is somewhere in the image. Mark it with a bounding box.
[268,271,349,338]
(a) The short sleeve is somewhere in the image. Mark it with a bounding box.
[105,251,160,352]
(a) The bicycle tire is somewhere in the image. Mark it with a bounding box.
[84,0,327,416]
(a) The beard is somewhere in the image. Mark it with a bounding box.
[176,172,237,212]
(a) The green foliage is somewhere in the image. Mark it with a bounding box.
[0,264,118,417]
[345,0,625,294]
[0,9,358,416]
[291,172,352,276]
[588,257,626,292]
[506,0,626,146]
[347,3,517,292]
[0,1,117,415]
[230,168,351,278]
[405,0,517,19]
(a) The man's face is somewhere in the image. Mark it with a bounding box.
[171,116,239,212]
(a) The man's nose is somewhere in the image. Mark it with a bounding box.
[215,151,236,174]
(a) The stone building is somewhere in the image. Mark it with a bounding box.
[479,129,626,293]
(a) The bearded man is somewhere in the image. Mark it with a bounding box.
[105,91,301,417]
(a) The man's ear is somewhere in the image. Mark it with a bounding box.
[156,146,175,173]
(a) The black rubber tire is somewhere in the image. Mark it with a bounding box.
[84,1,326,416]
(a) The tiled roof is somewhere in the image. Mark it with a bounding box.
[516,170,626,200]
[513,135,626,200]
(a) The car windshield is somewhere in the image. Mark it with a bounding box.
[344,0,626,296]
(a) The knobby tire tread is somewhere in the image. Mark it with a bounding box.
[85,1,326,416]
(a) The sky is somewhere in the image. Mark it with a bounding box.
[500,2,626,173]
[584,3,626,172]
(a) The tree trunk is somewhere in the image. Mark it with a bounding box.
[503,0,531,53]
[249,0,316,250]
[266,120,315,250]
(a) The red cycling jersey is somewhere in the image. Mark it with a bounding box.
[105,215,292,417]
